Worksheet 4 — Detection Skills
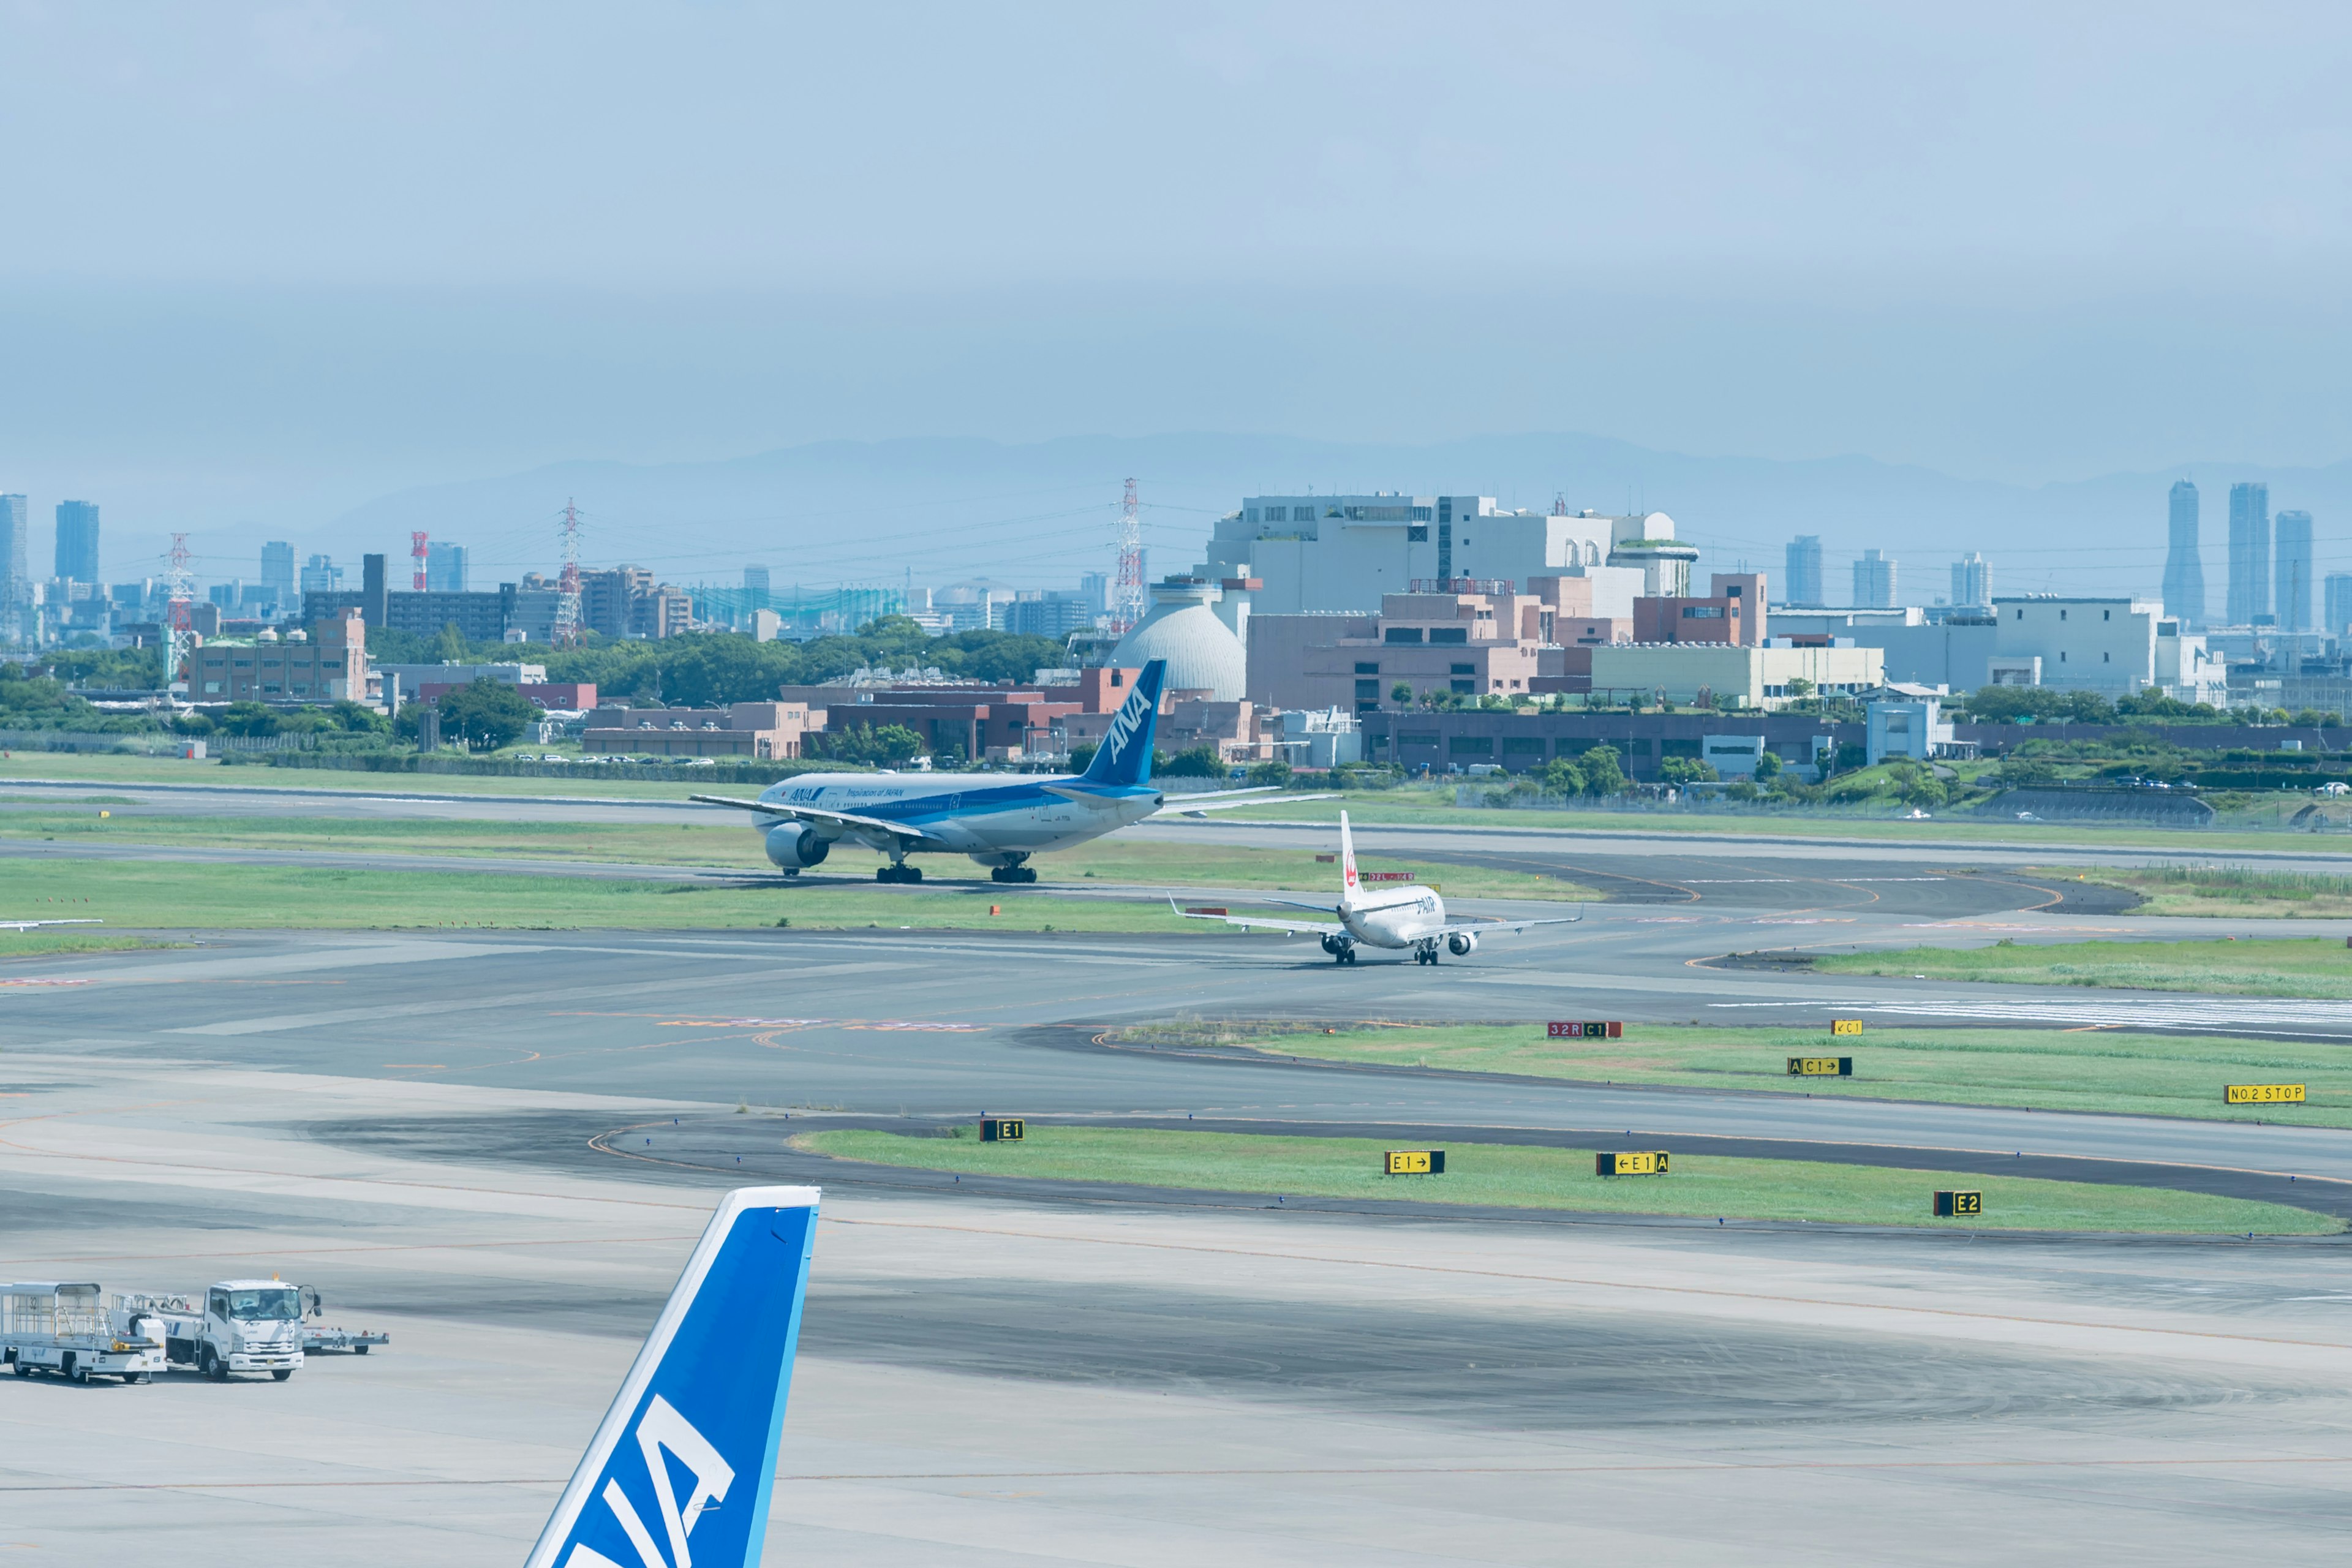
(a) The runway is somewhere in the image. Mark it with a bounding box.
[9,811,2352,1561]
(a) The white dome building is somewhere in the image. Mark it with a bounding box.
[1110,575,1251,700]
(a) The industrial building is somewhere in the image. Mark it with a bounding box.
[581,701,820,760]
[189,609,369,703]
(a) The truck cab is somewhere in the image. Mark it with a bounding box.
[144,1281,306,1381]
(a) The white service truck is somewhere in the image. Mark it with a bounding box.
[121,1281,306,1381]
[1,1281,167,1384]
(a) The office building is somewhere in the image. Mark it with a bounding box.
[0,494,26,609]
[1990,595,2218,703]
[1852,549,1897,609]
[1950,552,1990,610]
[208,582,244,611]
[2328,575,2352,639]
[1078,571,1110,618]
[1783,535,1824,605]
[743,565,771,609]
[1199,494,1692,614]
[2162,480,2205,628]
[2228,482,2270,624]
[1630,573,1768,646]
[1006,589,1093,640]
[1588,643,1883,709]
[189,609,368,703]
[300,554,342,595]
[425,541,469,594]
[54,500,99,584]
[2275,510,2315,635]
[260,541,295,608]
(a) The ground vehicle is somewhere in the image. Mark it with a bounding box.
[0,1282,167,1384]
[123,1281,306,1381]
[298,1285,390,1354]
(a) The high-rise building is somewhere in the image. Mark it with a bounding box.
[425,541,469,594]
[1852,548,1898,609]
[1078,570,1109,618]
[2324,574,2352,639]
[2275,510,2315,635]
[2228,482,2271,624]
[54,500,99,584]
[1784,536,1824,605]
[260,541,295,607]
[0,494,26,607]
[743,565,771,609]
[2162,480,2205,629]
[300,554,342,594]
[1950,552,1991,609]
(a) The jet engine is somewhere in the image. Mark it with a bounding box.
[1446,930,1477,956]
[764,822,831,870]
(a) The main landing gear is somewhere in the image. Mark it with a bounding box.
[876,862,924,884]
[990,862,1038,884]
[1320,934,1358,965]
[1413,941,1442,965]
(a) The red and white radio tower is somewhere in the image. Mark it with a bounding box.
[165,533,195,690]
[552,500,584,648]
[1108,478,1146,635]
[410,531,429,592]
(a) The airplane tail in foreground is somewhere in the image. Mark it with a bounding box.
[1338,810,1360,908]
[1079,659,1168,788]
[526,1186,820,1568]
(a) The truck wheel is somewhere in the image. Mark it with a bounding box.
[201,1346,226,1382]
[271,1369,293,1382]
[354,1344,369,1355]
[10,1363,29,1378]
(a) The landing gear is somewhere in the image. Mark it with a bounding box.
[990,865,1038,884]
[876,862,924,884]
[1414,944,1441,965]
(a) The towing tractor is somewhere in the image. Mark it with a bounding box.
[1,1282,167,1384]
[298,1285,390,1355]
[123,1281,306,1381]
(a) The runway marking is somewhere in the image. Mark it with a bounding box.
[826,1214,2352,1355]
[0,978,95,988]
[1724,997,2352,1031]
[658,1017,989,1032]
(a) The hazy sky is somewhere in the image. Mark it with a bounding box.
[4,2,2350,577]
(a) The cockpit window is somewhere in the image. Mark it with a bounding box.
[227,1287,301,1321]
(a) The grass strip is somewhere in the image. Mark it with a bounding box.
[1114,1019,2352,1129]
[799,1126,2335,1234]
[2053,862,2352,918]
[1815,937,2352,998]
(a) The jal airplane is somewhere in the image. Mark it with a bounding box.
[692,658,1328,883]
[1173,810,1580,964]
[526,1185,815,1568]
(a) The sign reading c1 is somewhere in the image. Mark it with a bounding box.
[1831,1019,1864,1037]
[1548,1021,1622,1039]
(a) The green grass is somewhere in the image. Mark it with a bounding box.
[1116,1019,2352,1128]
[2058,862,2352,917]
[0,809,1592,900]
[799,1126,2336,1234]
[1815,937,2352,998]
[0,930,178,959]
[0,750,704,799]
[0,857,1269,934]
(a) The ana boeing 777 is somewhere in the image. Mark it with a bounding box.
[690,659,1330,883]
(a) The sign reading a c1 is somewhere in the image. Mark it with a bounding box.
[1787,1057,1853,1077]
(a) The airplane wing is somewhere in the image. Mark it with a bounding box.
[1432,908,1585,936]
[526,1185,819,1568]
[687,793,943,844]
[1155,792,1336,817]
[1166,896,1342,936]
[0,918,103,932]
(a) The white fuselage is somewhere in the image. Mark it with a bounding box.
[754,772,1163,859]
[1340,885,1449,948]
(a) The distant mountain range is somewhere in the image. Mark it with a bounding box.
[328,432,2352,607]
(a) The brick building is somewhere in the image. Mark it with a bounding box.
[582,701,819,759]
[190,609,368,703]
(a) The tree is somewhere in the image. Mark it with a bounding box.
[817,722,923,766]
[1068,741,1099,772]
[1659,757,1719,785]
[1248,758,1294,786]
[1785,677,1814,697]
[438,679,540,751]
[217,701,281,737]
[1390,682,1414,707]
[433,621,470,663]
[1754,750,1782,782]
[1539,758,1586,797]
[1161,744,1224,778]
[1578,743,1626,796]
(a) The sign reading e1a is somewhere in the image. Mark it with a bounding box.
[1549,1020,1622,1039]
[1597,1150,1670,1177]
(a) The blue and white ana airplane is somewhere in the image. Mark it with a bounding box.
[1174,809,1580,964]
[526,1185,818,1568]
[692,658,1329,883]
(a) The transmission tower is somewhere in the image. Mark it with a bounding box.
[165,533,195,690]
[552,500,584,648]
[1108,478,1146,635]
[410,530,429,592]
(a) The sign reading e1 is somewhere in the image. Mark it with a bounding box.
[1384,1149,1447,1175]
[1597,1150,1670,1177]
[979,1118,1025,1142]
[1548,1020,1623,1039]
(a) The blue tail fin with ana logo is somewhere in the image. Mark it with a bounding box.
[1079,658,1166,787]
[526,1186,819,1568]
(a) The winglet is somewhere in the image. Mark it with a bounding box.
[1338,809,1360,908]
[1079,660,1167,788]
[526,1186,819,1568]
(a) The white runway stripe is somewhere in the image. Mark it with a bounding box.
[1723,997,2352,1031]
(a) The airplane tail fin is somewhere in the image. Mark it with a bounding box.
[1338,809,1360,908]
[1079,658,1167,788]
[526,1186,820,1568]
